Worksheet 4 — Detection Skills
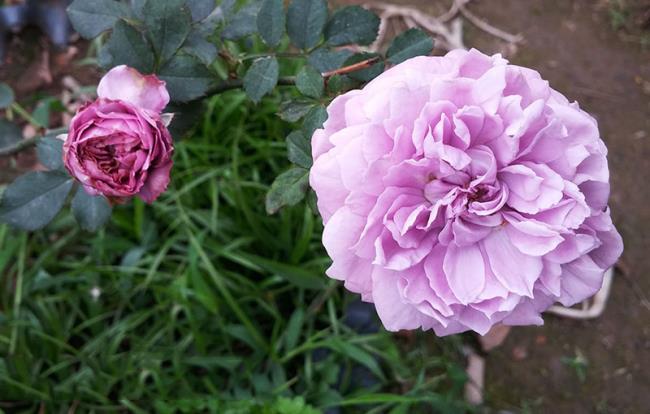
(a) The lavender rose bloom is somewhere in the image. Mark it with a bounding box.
[63,65,173,203]
[310,49,623,336]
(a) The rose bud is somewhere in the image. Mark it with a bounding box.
[309,49,623,336]
[63,65,174,203]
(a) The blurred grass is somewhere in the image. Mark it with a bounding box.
[0,91,467,413]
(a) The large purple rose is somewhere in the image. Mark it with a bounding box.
[63,65,173,203]
[310,49,623,336]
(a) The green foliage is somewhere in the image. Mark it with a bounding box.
[0,171,73,231]
[0,119,22,149]
[183,29,219,65]
[1,0,438,230]
[91,0,219,101]
[387,28,434,64]
[244,57,280,103]
[258,0,286,48]
[31,97,66,128]
[561,350,589,383]
[0,2,469,410]
[222,1,261,40]
[286,0,328,50]
[143,0,193,64]
[71,188,113,232]
[159,55,214,102]
[0,82,15,109]
[324,6,380,46]
[286,131,312,169]
[106,20,155,73]
[301,106,327,138]
[307,47,353,72]
[295,66,324,99]
[608,0,630,31]
[187,0,217,22]
[343,53,384,82]
[67,0,131,38]
[265,167,310,214]
[278,101,314,123]
[35,136,64,170]
[0,93,467,411]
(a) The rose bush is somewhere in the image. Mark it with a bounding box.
[310,49,623,336]
[63,65,174,203]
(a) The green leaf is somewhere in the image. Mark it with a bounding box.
[36,136,64,170]
[265,167,309,214]
[187,0,216,22]
[183,356,242,372]
[165,100,205,139]
[301,105,327,137]
[386,28,434,64]
[296,65,324,98]
[326,338,385,380]
[343,52,384,82]
[107,20,155,73]
[159,55,213,102]
[326,74,356,95]
[286,130,312,168]
[257,0,285,47]
[236,252,325,289]
[32,98,64,128]
[284,309,304,352]
[0,171,73,231]
[278,100,313,122]
[0,119,22,150]
[243,57,279,103]
[97,43,114,69]
[143,0,192,64]
[67,0,131,39]
[183,29,219,66]
[222,2,260,40]
[195,4,225,37]
[31,100,51,128]
[325,6,380,46]
[308,47,353,72]
[0,83,14,109]
[71,187,112,232]
[275,397,319,414]
[130,0,146,18]
[326,394,432,408]
[286,0,328,50]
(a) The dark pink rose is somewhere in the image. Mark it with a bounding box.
[63,65,173,203]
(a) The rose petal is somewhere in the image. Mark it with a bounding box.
[443,243,485,304]
[97,65,170,113]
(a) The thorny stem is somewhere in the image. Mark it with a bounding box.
[322,57,381,78]
[210,57,383,94]
[240,52,308,61]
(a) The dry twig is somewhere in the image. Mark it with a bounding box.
[364,0,523,52]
